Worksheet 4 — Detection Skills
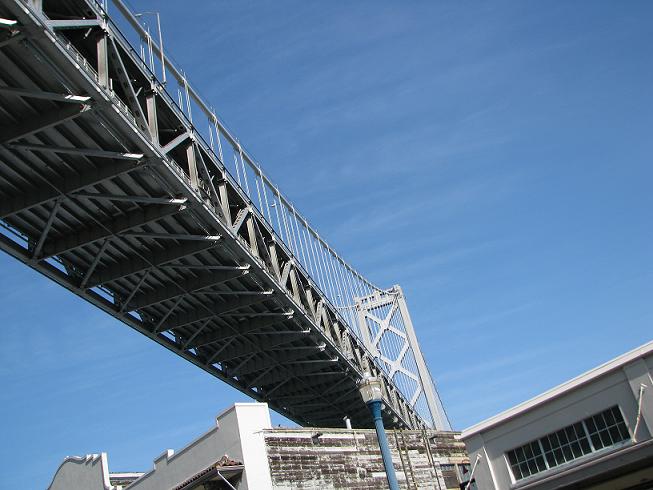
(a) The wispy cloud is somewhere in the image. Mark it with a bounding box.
[429,301,537,339]
[437,344,551,385]
[445,365,545,428]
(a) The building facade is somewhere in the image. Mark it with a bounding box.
[460,341,653,489]
[48,403,469,490]
[265,427,468,489]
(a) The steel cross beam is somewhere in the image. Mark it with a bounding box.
[159,293,276,332]
[85,241,220,287]
[186,314,294,349]
[0,86,91,103]
[125,268,248,311]
[8,143,143,160]
[0,103,90,143]
[40,204,184,259]
[213,331,309,363]
[0,159,141,218]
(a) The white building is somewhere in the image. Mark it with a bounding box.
[460,341,653,489]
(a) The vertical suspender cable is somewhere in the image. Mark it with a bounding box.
[237,144,250,196]
[260,167,272,223]
[233,154,242,187]
[272,187,283,240]
[213,115,224,163]
[300,226,316,279]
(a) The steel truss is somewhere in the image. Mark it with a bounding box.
[356,286,451,429]
[0,0,444,430]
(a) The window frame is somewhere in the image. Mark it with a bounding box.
[505,405,631,484]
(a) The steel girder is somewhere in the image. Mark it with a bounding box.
[0,0,426,430]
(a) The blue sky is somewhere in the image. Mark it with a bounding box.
[1,1,652,487]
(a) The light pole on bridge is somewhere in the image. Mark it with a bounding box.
[359,374,400,490]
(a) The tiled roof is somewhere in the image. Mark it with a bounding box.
[172,456,243,490]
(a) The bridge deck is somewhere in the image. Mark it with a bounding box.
[0,0,430,429]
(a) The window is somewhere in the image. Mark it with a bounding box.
[585,406,630,450]
[506,440,547,480]
[506,406,630,482]
[540,422,592,469]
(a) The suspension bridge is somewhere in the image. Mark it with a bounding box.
[0,0,450,430]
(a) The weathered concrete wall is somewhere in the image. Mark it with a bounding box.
[264,428,469,490]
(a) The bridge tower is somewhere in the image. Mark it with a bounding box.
[356,286,450,430]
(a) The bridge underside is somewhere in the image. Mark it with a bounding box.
[0,0,427,429]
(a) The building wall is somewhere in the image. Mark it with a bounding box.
[127,403,272,490]
[264,428,469,489]
[48,453,112,490]
[234,404,274,489]
[461,343,653,489]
